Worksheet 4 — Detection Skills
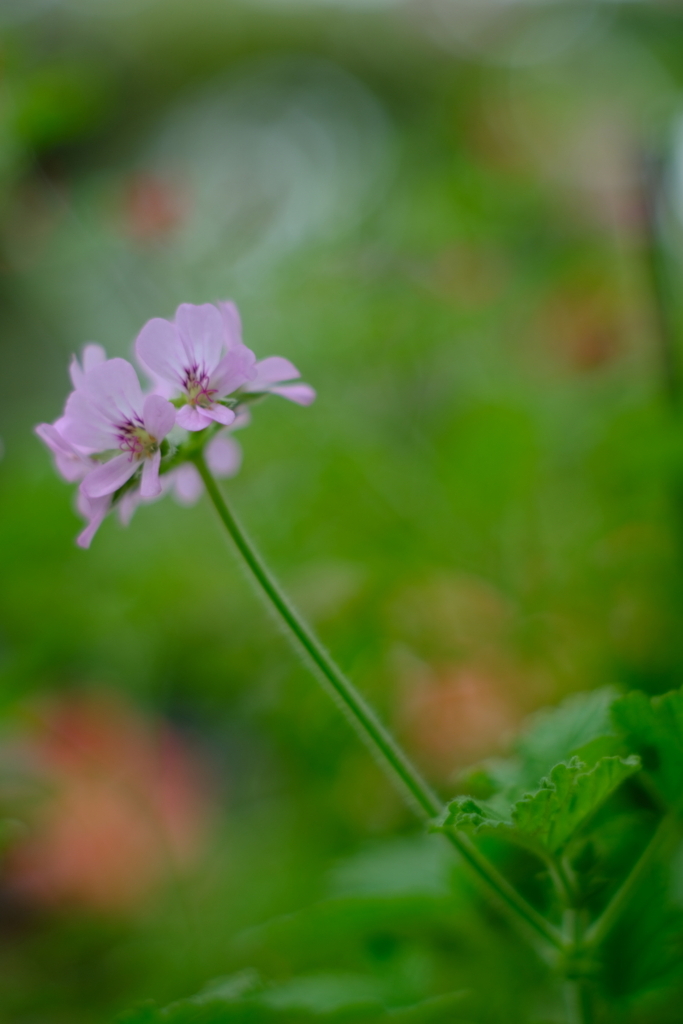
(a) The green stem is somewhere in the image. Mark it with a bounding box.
[563,978,593,1024]
[585,812,675,949]
[194,455,564,952]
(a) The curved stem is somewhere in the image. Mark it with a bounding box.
[194,453,440,819]
[585,812,676,949]
[194,455,564,952]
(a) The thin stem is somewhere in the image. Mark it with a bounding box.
[639,151,681,408]
[194,455,564,951]
[585,812,675,949]
[564,979,593,1024]
[194,453,440,820]
[441,830,564,949]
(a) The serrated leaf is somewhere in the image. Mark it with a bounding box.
[611,687,683,804]
[512,755,640,852]
[455,688,619,806]
[437,755,640,856]
[515,688,619,789]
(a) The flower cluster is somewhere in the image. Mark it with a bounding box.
[36,301,315,547]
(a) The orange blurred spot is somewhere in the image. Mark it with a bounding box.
[537,282,622,373]
[399,665,518,779]
[122,173,185,242]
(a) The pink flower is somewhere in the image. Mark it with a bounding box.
[61,358,176,502]
[135,302,257,431]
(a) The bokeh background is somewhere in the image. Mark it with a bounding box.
[2,0,683,1021]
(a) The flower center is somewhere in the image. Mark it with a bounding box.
[118,423,158,460]
[184,370,217,409]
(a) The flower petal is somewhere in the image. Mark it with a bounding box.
[81,453,137,498]
[136,317,187,387]
[75,494,110,549]
[142,394,176,440]
[36,424,91,482]
[69,343,106,389]
[270,383,317,406]
[63,359,145,450]
[35,422,76,460]
[170,463,204,506]
[247,356,301,390]
[203,404,236,427]
[83,343,107,374]
[218,300,243,350]
[140,448,162,498]
[210,346,257,397]
[175,303,225,375]
[206,435,242,477]
[176,405,213,431]
[117,490,141,526]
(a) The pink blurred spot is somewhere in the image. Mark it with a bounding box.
[5,693,211,914]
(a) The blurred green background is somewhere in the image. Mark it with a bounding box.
[3,0,683,1021]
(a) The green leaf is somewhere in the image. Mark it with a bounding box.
[455,688,619,805]
[514,688,619,791]
[437,755,640,856]
[116,974,469,1024]
[611,687,683,804]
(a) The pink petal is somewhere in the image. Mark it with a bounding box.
[218,300,243,350]
[232,407,252,430]
[55,454,89,483]
[203,404,236,427]
[76,494,110,549]
[176,405,213,431]
[136,317,187,387]
[69,343,106,389]
[248,356,301,389]
[62,389,118,450]
[35,422,76,460]
[83,343,107,373]
[270,383,317,406]
[170,463,204,506]
[142,394,176,440]
[117,490,141,526]
[175,303,225,375]
[36,423,91,481]
[81,453,137,498]
[210,345,257,397]
[63,359,145,450]
[140,449,162,498]
[206,435,242,477]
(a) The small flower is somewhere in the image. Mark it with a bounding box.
[62,358,176,501]
[36,301,314,548]
[135,302,257,431]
